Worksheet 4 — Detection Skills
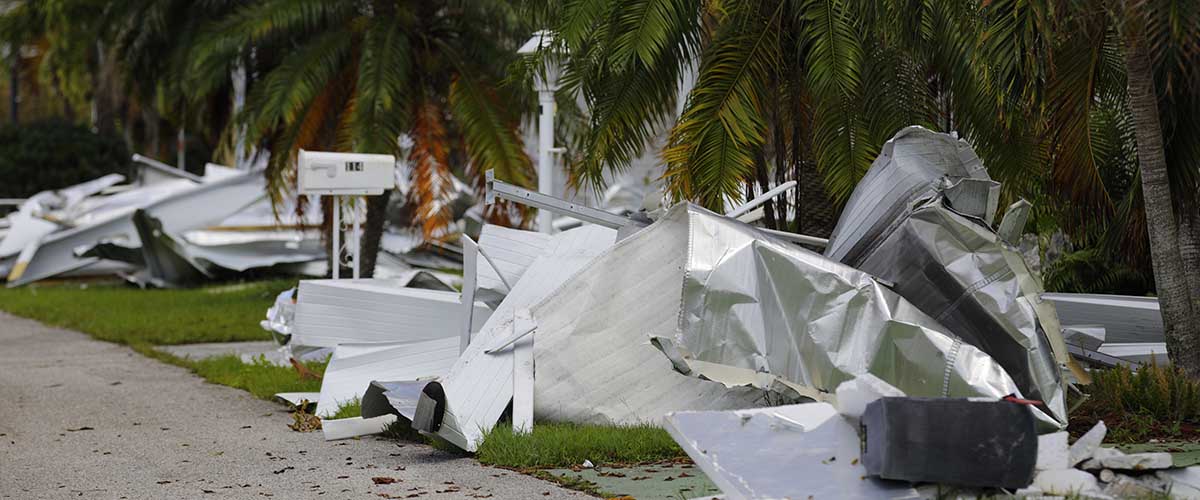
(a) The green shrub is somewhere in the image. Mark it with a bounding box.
[0,119,130,199]
[1075,362,1200,442]
[1087,363,1200,421]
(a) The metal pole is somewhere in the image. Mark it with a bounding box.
[352,197,360,279]
[726,180,797,218]
[536,89,555,234]
[331,196,340,279]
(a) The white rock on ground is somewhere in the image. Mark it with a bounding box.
[1081,447,1173,471]
[1036,431,1070,471]
[1032,468,1106,498]
[1069,421,1107,466]
[1102,473,1168,498]
[833,373,905,419]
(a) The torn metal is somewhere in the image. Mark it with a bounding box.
[291,279,491,348]
[554,203,1024,415]
[664,403,921,499]
[1043,292,1164,344]
[824,126,1068,426]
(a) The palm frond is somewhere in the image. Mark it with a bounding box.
[351,16,411,154]
[408,101,456,240]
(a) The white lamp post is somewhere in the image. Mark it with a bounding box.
[518,31,560,234]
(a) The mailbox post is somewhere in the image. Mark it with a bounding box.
[297,150,396,279]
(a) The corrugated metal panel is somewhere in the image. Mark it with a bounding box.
[824,126,992,265]
[475,224,551,304]
[433,225,617,451]
[1042,293,1163,344]
[531,211,767,425]
[292,280,491,348]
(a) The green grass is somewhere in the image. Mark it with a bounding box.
[329,398,362,419]
[476,422,687,469]
[0,280,294,345]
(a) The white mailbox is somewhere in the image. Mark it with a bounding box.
[298,150,395,195]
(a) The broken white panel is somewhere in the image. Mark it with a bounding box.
[0,174,126,257]
[6,172,250,286]
[460,237,480,353]
[530,215,772,427]
[316,337,460,422]
[511,309,535,434]
[130,208,327,287]
[432,225,617,451]
[55,178,197,229]
[664,403,920,500]
[1098,342,1169,365]
[1036,432,1070,471]
[321,415,397,441]
[475,224,551,305]
[202,163,241,181]
[139,169,267,236]
[1070,421,1108,466]
[292,280,491,348]
[132,154,204,185]
[1043,293,1163,344]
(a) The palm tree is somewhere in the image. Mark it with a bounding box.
[1108,0,1200,375]
[187,0,535,277]
[101,0,244,162]
[537,0,1200,375]
[530,0,1038,237]
[1001,0,1200,374]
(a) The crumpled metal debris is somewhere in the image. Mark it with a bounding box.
[824,126,1068,426]
[647,204,1023,405]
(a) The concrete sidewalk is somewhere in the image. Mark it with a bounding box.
[0,312,583,499]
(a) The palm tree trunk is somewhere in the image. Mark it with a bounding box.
[358,190,391,279]
[1123,30,1200,374]
[1178,206,1200,336]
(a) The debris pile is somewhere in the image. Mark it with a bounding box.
[0,159,325,287]
[0,156,485,288]
[270,125,1196,497]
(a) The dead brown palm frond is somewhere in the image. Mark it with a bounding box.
[409,101,456,241]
